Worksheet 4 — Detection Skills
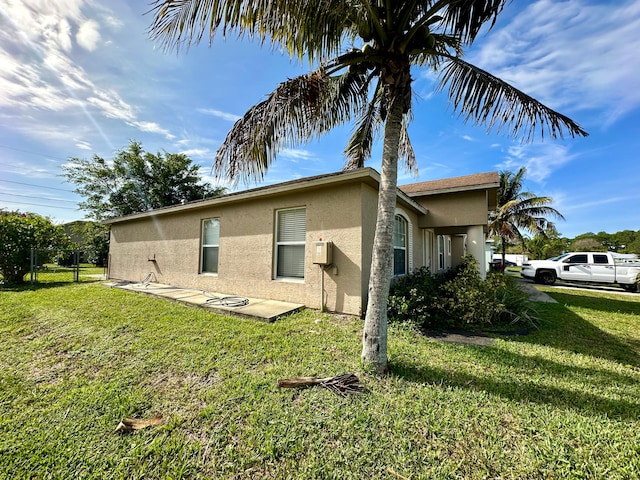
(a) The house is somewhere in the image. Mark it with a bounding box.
[104,168,498,316]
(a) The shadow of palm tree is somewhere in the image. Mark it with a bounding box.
[389,347,640,421]
[389,290,640,420]
[516,293,640,366]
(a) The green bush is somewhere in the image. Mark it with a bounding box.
[388,255,538,329]
[0,211,70,284]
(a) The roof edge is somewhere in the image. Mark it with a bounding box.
[104,168,426,224]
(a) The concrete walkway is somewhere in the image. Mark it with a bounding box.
[105,281,304,322]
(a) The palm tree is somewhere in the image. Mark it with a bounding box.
[490,167,565,269]
[149,0,588,373]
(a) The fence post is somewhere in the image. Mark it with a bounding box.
[30,248,34,285]
[74,250,80,282]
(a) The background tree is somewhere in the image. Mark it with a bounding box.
[525,225,570,260]
[490,167,565,269]
[67,221,110,267]
[0,211,70,284]
[150,0,587,373]
[570,235,607,252]
[63,141,226,220]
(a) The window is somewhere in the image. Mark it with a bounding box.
[201,218,220,274]
[275,208,306,279]
[593,254,609,264]
[438,235,445,270]
[393,215,407,275]
[565,254,588,264]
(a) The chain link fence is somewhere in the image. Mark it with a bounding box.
[27,248,107,284]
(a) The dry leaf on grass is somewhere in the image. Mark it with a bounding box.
[277,373,364,396]
[114,415,163,433]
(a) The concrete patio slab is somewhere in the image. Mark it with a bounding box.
[105,281,304,322]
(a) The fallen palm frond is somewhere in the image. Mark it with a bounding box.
[114,415,163,433]
[277,373,364,396]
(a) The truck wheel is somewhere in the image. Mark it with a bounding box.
[536,270,556,285]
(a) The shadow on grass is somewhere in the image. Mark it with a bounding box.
[390,292,640,420]
[517,294,640,366]
[546,290,640,315]
[0,281,99,292]
[389,348,640,421]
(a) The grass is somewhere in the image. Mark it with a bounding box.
[1,282,639,479]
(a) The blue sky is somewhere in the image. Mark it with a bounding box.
[0,0,638,239]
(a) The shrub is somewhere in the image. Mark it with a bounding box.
[0,211,70,284]
[388,255,538,330]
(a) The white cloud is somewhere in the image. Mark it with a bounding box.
[76,19,100,51]
[496,143,578,182]
[0,158,60,179]
[279,148,317,162]
[198,108,241,122]
[132,121,175,140]
[0,0,174,148]
[75,139,92,150]
[468,0,640,127]
[87,90,135,121]
[180,148,212,158]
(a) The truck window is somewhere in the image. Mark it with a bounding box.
[565,254,588,264]
[593,254,609,264]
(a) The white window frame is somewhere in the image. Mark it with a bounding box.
[438,235,446,271]
[201,218,220,274]
[274,207,306,280]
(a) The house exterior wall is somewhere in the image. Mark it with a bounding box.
[358,184,425,312]
[106,169,495,315]
[415,190,488,229]
[108,182,366,315]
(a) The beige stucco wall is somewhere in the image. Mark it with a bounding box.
[108,182,367,315]
[415,190,488,229]
[358,184,425,312]
[106,170,493,315]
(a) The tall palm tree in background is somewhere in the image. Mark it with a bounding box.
[149,0,588,373]
[490,167,565,268]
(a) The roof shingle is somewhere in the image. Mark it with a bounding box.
[400,171,499,196]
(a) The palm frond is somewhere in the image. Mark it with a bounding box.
[399,111,418,175]
[438,56,589,142]
[148,0,352,61]
[441,0,508,43]
[344,86,382,170]
[214,68,367,183]
[490,167,565,240]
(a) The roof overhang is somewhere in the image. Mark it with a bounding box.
[400,171,499,197]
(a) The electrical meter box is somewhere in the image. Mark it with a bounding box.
[312,241,333,265]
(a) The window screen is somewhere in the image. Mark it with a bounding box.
[201,218,220,273]
[393,215,407,276]
[275,208,306,278]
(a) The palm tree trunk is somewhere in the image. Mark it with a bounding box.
[361,91,405,374]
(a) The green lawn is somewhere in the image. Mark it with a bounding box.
[1,283,639,479]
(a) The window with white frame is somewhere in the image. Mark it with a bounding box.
[275,207,306,279]
[393,214,408,276]
[438,235,445,270]
[201,218,220,274]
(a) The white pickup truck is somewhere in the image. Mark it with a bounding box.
[521,252,640,292]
